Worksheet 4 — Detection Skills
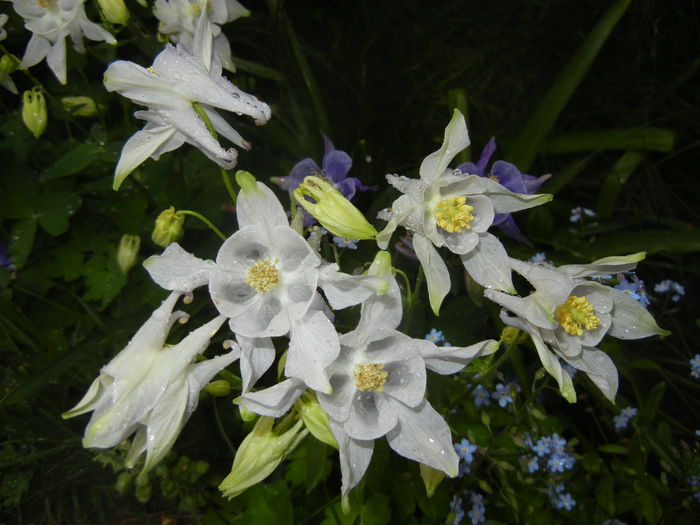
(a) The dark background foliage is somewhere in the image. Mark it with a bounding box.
[0,0,699,523]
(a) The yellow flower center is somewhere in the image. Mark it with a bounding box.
[435,196,474,233]
[36,0,56,8]
[354,363,388,392]
[245,258,280,293]
[555,296,600,336]
[488,174,500,182]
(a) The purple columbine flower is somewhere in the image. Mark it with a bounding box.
[456,138,550,244]
[274,135,376,226]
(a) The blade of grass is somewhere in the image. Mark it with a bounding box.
[506,0,632,171]
[596,150,646,218]
[541,127,675,155]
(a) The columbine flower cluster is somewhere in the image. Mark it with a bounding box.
[524,433,576,474]
[613,406,637,431]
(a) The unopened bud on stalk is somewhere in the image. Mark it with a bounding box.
[96,0,130,25]
[151,207,184,247]
[0,55,18,75]
[295,391,338,449]
[294,175,378,240]
[219,416,308,499]
[117,234,140,273]
[62,96,100,117]
[22,88,47,139]
[204,379,232,397]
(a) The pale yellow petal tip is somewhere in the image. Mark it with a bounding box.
[562,387,577,404]
[234,170,257,192]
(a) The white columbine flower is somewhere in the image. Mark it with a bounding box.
[484,253,669,403]
[11,0,116,84]
[0,14,17,94]
[154,0,250,72]
[238,251,499,503]
[63,292,239,476]
[376,110,552,314]
[144,172,384,393]
[103,11,270,189]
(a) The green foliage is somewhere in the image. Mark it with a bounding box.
[1,0,699,523]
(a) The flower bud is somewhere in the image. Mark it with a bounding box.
[219,416,308,499]
[96,0,130,25]
[500,326,520,345]
[419,463,445,497]
[117,234,140,274]
[151,207,184,247]
[295,392,338,449]
[204,379,232,397]
[293,175,378,240]
[22,88,47,139]
[0,55,18,75]
[62,96,100,117]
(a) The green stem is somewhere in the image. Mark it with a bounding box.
[176,210,227,241]
[192,102,238,203]
[392,268,413,305]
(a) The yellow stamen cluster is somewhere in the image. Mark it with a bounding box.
[354,363,388,392]
[245,258,280,293]
[435,196,475,233]
[36,0,56,8]
[555,296,600,336]
[488,174,500,182]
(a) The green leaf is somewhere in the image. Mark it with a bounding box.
[36,192,82,236]
[541,127,675,155]
[507,0,632,171]
[41,143,104,180]
[597,151,646,218]
[82,249,128,308]
[0,173,40,219]
[360,493,391,525]
[584,230,700,257]
[9,218,37,269]
[597,444,628,454]
[242,482,294,525]
[595,476,616,515]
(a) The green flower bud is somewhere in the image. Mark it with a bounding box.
[204,379,232,397]
[61,96,100,117]
[500,326,520,345]
[295,391,338,449]
[151,207,185,247]
[293,175,378,240]
[219,416,308,499]
[22,88,47,139]
[419,463,445,497]
[117,234,140,274]
[96,0,130,25]
[0,55,18,75]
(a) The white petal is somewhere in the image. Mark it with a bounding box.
[186,348,241,414]
[193,8,213,71]
[376,193,420,249]
[419,109,470,184]
[62,376,107,418]
[318,264,379,310]
[21,34,50,68]
[480,177,553,213]
[114,125,178,189]
[141,376,189,475]
[460,232,515,293]
[318,373,356,422]
[238,335,276,392]
[236,181,290,231]
[386,398,459,477]
[561,348,618,403]
[204,105,249,149]
[46,36,67,84]
[144,242,215,292]
[416,338,499,375]
[352,267,403,342]
[485,289,552,329]
[286,311,340,393]
[523,320,576,403]
[559,252,645,278]
[329,420,374,502]
[238,378,306,417]
[345,391,398,440]
[413,233,450,315]
[509,258,576,297]
[609,289,669,339]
